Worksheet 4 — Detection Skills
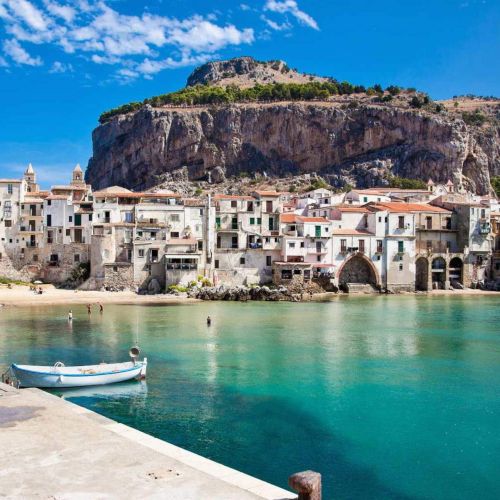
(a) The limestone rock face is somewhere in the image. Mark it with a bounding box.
[86,102,499,194]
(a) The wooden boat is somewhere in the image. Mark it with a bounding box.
[9,358,147,388]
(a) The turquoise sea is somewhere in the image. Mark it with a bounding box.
[1,296,499,499]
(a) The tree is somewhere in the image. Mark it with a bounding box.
[490,176,500,198]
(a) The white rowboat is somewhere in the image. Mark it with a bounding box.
[10,359,147,388]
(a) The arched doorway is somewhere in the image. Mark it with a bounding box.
[431,257,446,289]
[415,257,429,291]
[449,257,463,287]
[338,254,378,286]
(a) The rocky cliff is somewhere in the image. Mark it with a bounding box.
[86,59,499,194]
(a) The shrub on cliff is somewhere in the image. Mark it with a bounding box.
[491,176,500,197]
[462,110,487,126]
[387,175,427,189]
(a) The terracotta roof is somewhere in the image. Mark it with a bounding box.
[351,189,387,195]
[332,229,374,235]
[491,212,500,217]
[46,195,70,200]
[367,202,451,213]
[333,205,370,213]
[167,238,197,245]
[182,198,205,206]
[26,191,49,198]
[142,192,181,198]
[51,185,86,191]
[22,198,44,203]
[280,214,330,223]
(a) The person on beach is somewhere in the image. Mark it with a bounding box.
[68,310,73,321]
[207,316,212,326]
[99,303,103,314]
[87,304,91,315]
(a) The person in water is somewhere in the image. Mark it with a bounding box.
[99,303,103,314]
[68,310,73,321]
[207,316,212,326]
[87,304,92,315]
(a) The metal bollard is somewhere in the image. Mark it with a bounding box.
[288,470,322,500]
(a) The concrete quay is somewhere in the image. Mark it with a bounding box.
[0,382,296,499]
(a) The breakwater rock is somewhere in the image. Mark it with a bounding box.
[190,285,301,302]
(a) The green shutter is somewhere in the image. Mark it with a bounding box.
[398,241,404,253]
[250,217,255,225]
[315,225,321,237]
[257,217,262,224]
[216,217,221,229]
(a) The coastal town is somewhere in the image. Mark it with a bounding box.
[1,164,499,295]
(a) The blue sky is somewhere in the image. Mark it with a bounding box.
[0,0,499,188]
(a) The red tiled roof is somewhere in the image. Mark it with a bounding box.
[367,202,451,213]
[46,195,70,200]
[333,205,370,212]
[280,214,330,223]
[332,229,374,235]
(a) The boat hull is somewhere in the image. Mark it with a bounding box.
[11,360,147,388]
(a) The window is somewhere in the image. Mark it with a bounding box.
[240,257,245,265]
[170,214,180,222]
[266,200,273,212]
[124,212,133,223]
[113,266,118,272]
[138,249,145,258]
[231,236,238,249]
[68,215,73,223]
[150,249,159,263]
[317,255,321,262]
[229,200,237,208]
[198,240,203,251]
[376,240,383,253]
[446,241,451,251]
[340,239,347,252]
[46,214,52,227]
[398,216,405,229]
[33,254,38,262]
[398,241,404,253]
[7,184,12,194]
[231,217,238,230]
[266,256,272,267]
[74,254,80,263]
[215,217,221,228]
[300,241,305,248]
[215,259,219,269]
[257,218,262,225]
[481,209,485,219]
[289,242,296,248]
[4,220,11,228]
[315,226,321,237]
[378,217,382,223]
[47,199,51,206]
[66,229,70,236]
[359,239,365,253]
[385,216,388,223]
[268,217,274,231]
[426,216,432,229]
[250,217,255,225]
[399,263,403,271]
[247,201,254,211]
[170,232,179,238]
[363,196,368,203]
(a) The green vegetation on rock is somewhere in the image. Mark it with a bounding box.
[99,80,410,124]
[387,175,427,189]
[491,176,500,197]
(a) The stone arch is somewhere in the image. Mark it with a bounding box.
[449,256,463,286]
[415,257,429,291]
[431,257,446,289]
[338,253,380,287]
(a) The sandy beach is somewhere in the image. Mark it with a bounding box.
[0,284,197,308]
[0,284,498,308]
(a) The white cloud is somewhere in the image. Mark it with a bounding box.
[3,38,43,66]
[264,0,319,30]
[49,60,73,73]
[44,1,76,23]
[260,15,291,31]
[0,0,256,80]
[5,0,48,31]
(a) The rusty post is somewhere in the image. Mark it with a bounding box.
[288,470,321,500]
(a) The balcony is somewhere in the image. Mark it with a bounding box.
[26,242,38,248]
[479,223,491,235]
[20,225,43,233]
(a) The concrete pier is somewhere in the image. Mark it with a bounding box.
[0,383,295,499]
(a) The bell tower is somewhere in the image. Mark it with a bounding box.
[24,163,39,192]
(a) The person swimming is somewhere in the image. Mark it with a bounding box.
[68,310,73,321]
[207,316,212,326]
